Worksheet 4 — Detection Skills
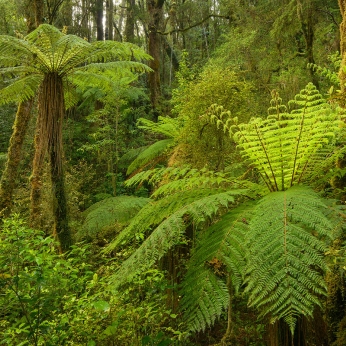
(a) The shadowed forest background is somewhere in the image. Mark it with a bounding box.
[1,1,346,345]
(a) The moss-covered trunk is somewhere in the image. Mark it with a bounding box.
[339,0,346,94]
[31,73,72,252]
[0,100,34,218]
[147,0,164,118]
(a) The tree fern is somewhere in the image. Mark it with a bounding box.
[0,24,151,251]
[244,185,335,333]
[107,83,343,338]
[180,205,252,332]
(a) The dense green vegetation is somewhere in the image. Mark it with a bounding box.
[1,1,346,345]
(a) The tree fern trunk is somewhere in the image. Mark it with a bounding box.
[32,73,72,252]
[0,100,34,218]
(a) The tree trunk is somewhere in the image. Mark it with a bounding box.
[125,0,135,42]
[34,0,44,27]
[221,273,235,345]
[0,101,34,218]
[147,0,165,118]
[105,0,114,40]
[33,73,72,252]
[297,0,319,89]
[95,0,104,41]
[339,0,346,94]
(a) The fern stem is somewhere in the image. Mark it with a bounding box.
[290,100,307,187]
[254,124,278,191]
[221,272,233,345]
[234,125,275,192]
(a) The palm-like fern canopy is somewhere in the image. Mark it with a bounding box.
[0,24,151,106]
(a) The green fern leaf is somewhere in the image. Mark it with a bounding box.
[81,195,150,238]
[244,185,334,333]
[107,188,247,286]
[126,139,174,175]
[205,84,341,192]
[181,205,253,332]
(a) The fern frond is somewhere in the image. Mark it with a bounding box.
[151,168,249,199]
[87,40,152,63]
[0,75,42,105]
[182,269,229,333]
[181,205,253,332]
[79,61,152,75]
[205,84,340,192]
[80,196,150,238]
[137,116,182,138]
[0,35,35,66]
[125,117,182,175]
[236,84,339,191]
[126,139,174,175]
[118,147,148,169]
[125,165,258,199]
[107,188,247,287]
[244,185,334,333]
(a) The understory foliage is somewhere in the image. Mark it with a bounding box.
[106,83,344,336]
[80,195,150,239]
[1,1,345,345]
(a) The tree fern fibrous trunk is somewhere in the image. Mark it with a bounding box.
[0,100,34,219]
[31,73,72,252]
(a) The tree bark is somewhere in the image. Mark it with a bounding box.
[95,0,104,41]
[297,0,319,89]
[339,0,346,94]
[125,0,135,42]
[33,73,72,252]
[105,0,114,40]
[0,101,34,218]
[147,0,165,118]
[34,0,45,27]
